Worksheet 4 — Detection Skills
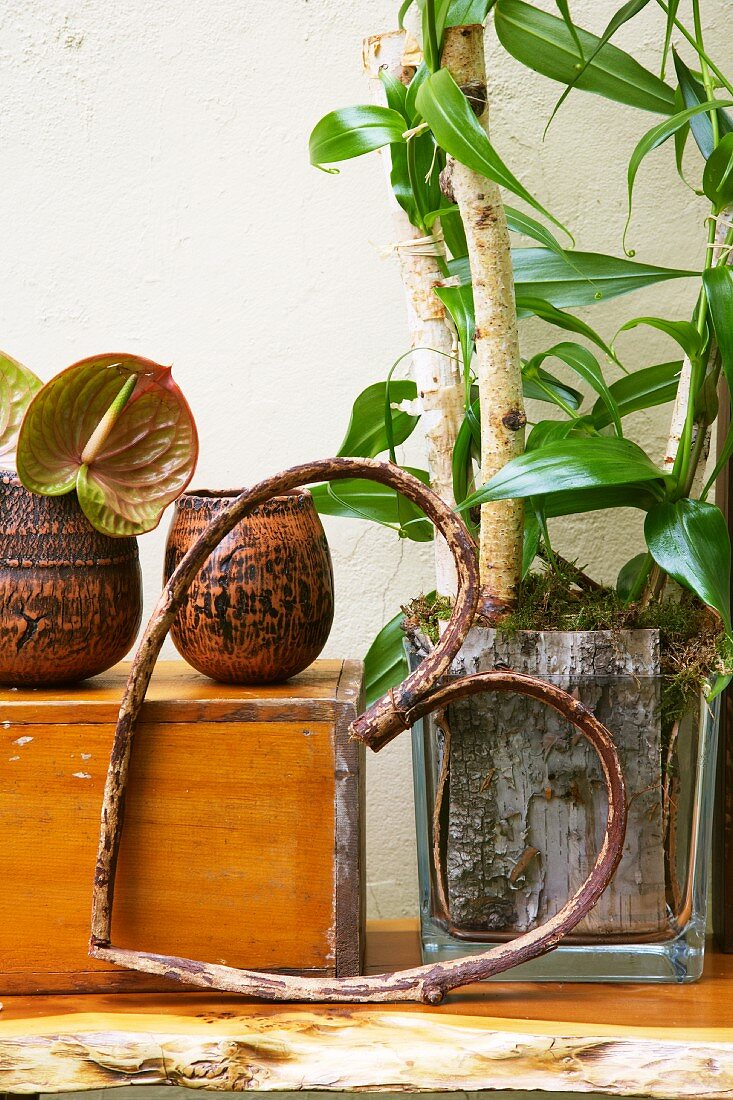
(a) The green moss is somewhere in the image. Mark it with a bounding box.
[403,566,732,729]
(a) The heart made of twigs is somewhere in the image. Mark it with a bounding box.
[90,457,627,1004]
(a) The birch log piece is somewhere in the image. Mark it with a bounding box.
[436,628,668,937]
[364,31,465,597]
[440,25,525,618]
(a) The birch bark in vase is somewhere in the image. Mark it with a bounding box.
[363,31,464,597]
[438,628,667,936]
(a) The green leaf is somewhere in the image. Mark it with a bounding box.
[542,481,663,517]
[522,509,540,576]
[364,610,409,707]
[494,0,676,115]
[310,467,434,542]
[645,499,731,628]
[505,206,567,256]
[459,436,670,509]
[522,365,583,411]
[625,100,733,247]
[336,380,419,459]
[309,106,406,166]
[618,315,703,360]
[445,0,494,24]
[526,418,588,450]
[448,249,698,308]
[406,62,430,124]
[661,0,680,78]
[553,0,585,59]
[703,266,733,396]
[509,249,697,309]
[672,87,691,183]
[422,0,452,71]
[547,0,653,125]
[515,295,618,362]
[673,51,733,159]
[379,70,409,122]
[0,352,42,469]
[434,284,475,376]
[526,341,622,434]
[415,69,568,233]
[617,552,649,601]
[703,132,733,211]
[17,354,198,537]
[591,360,681,428]
[452,410,479,508]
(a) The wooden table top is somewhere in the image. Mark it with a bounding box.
[2,920,733,1097]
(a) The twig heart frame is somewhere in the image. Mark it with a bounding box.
[89,457,627,1005]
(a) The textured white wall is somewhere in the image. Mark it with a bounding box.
[1,0,726,917]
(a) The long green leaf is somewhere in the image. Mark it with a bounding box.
[494,0,675,115]
[509,249,696,308]
[645,499,731,628]
[415,69,568,232]
[703,266,733,396]
[703,133,733,212]
[618,315,703,360]
[337,381,419,459]
[522,364,584,410]
[526,342,622,434]
[548,0,653,125]
[459,436,670,508]
[309,106,406,166]
[591,360,681,428]
[310,467,434,542]
[434,284,475,376]
[661,0,680,78]
[515,295,618,362]
[364,611,409,706]
[553,0,585,59]
[625,100,733,245]
[505,206,567,255]
[673,51,733,159]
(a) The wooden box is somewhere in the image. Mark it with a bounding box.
[0,659,364,992]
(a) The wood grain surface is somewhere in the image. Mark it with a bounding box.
[0,660,363,992]
[1,923,733,1097]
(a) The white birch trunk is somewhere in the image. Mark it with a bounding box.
[364,31,465,597]
[440,26,524,617]
[435,628,668,936]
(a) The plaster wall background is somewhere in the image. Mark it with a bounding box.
[0,0,727,917]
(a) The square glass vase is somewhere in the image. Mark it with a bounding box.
[409,627,720,982]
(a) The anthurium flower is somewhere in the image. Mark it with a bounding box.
[0,352,42,468]
[17,353,198,537]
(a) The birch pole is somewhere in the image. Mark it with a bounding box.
[364,31,465,597]
[440,26,525,620]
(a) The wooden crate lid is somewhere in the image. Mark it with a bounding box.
[0,659,363,724]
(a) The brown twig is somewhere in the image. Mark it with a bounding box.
[90,458,627,1004]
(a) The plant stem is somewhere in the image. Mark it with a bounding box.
[655,0,733,98]
[80,373,137,466]
[692,0,720,147]
[425,0,440,71]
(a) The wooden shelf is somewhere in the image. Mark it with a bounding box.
[2,920,733,1096]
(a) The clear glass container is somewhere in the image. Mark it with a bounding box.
[410,640,720,982]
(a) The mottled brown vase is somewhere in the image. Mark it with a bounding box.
[165,488,335,684]
[0,472,143,685]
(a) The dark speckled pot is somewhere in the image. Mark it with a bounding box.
[0,471,143,685]
[164,488,334,684]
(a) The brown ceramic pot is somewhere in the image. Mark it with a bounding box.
[165,488,334,684]
[0,472,143,685]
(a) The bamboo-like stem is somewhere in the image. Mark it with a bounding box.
[364,31,465,597]
[440,25,525,620]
